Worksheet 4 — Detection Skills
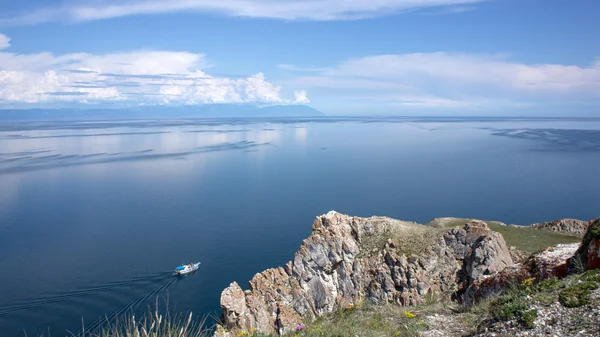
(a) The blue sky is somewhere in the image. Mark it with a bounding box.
[0,0,598,115]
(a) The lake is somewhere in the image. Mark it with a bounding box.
[0,117,599,336]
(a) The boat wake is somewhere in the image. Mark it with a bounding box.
[74,277,180,335]
[0,272,172,317]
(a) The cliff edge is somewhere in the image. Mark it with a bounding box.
[215,211,514,336]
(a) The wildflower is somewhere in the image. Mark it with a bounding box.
[296,325,304,331]
[404,311,416,319]
[237,332,249,337]
[522,277,536,292]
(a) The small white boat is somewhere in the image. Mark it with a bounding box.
[175,262,201,275]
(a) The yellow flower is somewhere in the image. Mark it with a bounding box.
[403,311,416,319]
[237,332,249,337]
[522,277,536,291]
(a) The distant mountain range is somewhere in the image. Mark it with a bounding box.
[0,104,324,121]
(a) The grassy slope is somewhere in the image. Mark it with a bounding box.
[427,217,581,254]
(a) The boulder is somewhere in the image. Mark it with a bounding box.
[530,243,579,279]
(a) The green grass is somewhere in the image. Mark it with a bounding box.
[293,305,428,337]
[426,217,581,255]
[272,304,433,337]
[456,298,493,333]
[486,222,580,255]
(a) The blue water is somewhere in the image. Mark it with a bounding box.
[0,117,599,336]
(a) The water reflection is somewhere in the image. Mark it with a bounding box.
[0,126,284,175]
[294,127,308,143]
[490,128,600,152]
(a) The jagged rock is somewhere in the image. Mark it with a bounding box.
[465,222,513,282]
[462,264,532,305]
[217,212,514,336]
[573,219,600,270]
[463,243,582,305]
[509,246,527,264]
[530,243,579,279]
[532,218,589,236]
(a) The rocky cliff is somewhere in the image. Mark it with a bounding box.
[215,211,514,336]
[532,219,590,236]
[573,218,600,270]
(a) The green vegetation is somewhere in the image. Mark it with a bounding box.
[581,269,600,282]
[589,221,600,238]
[489,290,529,321]
[535,278,562,292]
[556,269,600,308]
[282,304,429,337]
[532,278,561,306]
[521,309,538,329]
[426,217,581,255]
[237,303,436,337]
[476,270,600,330]
[559,281,598,308]
[487,222,580,255]
[457,298,493,333]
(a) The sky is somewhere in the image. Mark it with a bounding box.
[0,0,599,116]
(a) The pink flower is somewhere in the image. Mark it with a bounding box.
[296,325,304,331]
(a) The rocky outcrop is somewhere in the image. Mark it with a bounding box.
[461,243,582,305]
[532,219,589,236]
[530,243,579,278]
[454,219,600,307]
[216,212,514,336]
[572,219,600,270]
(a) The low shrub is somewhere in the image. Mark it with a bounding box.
[558,281,598,308]
[490,293,529,320]
[521,309,538,329]
[535,278,562,292]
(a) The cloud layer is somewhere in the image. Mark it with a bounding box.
[0,0,485,26]
[280,53,600,109]
[0,37,308,106]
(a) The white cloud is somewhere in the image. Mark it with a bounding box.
[281,53,600,109]
[0,0,486,26]
[330,53,600,95]
[294,90,310,104]
[0,48,308,106]
[0,33,10,49]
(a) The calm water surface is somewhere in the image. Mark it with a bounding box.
[0,117,599,336]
